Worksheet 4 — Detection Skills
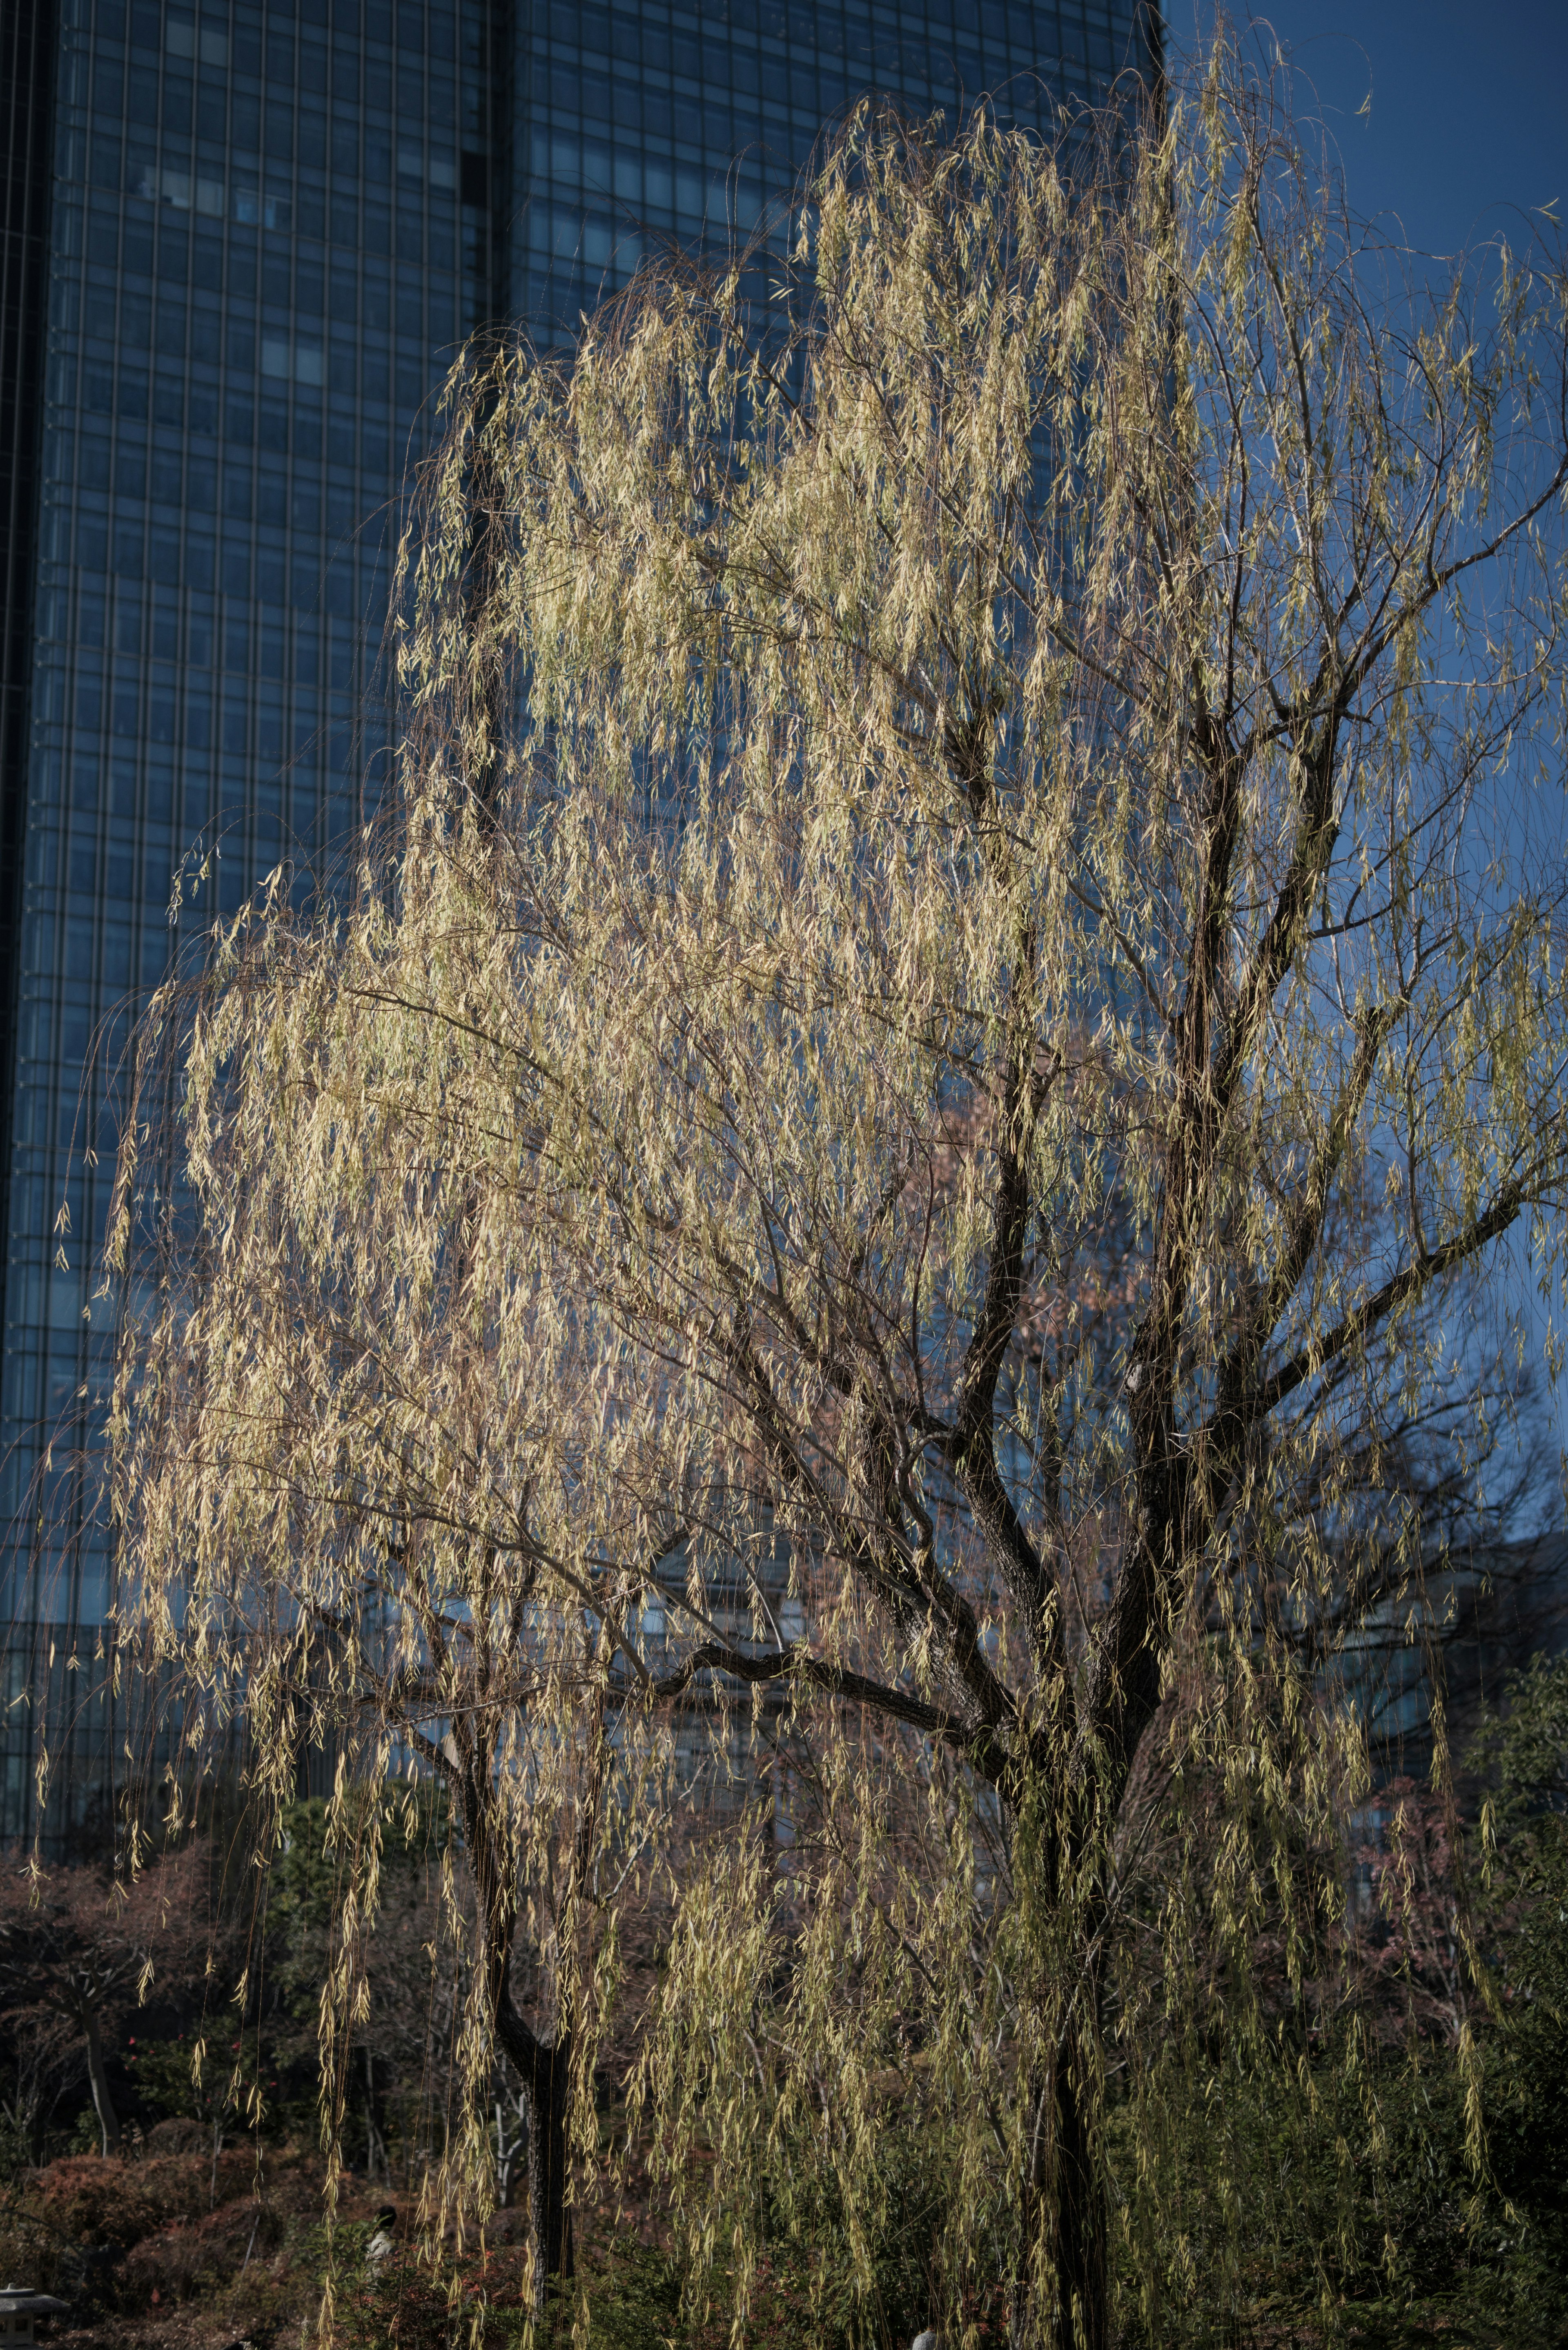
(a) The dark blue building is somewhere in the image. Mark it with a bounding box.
[0,0,1160,1844]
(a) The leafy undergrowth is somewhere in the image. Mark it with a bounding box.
[0,2138,404,2350]
[5,2132,1559,2350]
[1,2141,706,2350]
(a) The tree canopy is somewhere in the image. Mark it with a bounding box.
[106,37,1568,2350]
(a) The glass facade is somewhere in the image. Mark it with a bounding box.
[506,0,1156,339]
[0,0,1159,1845]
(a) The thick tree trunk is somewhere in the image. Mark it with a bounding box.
[1012,2023,1108,2350]
[522,2040,572,2302]
[82,2009,122,2158]
[495,2003,572,2309]
[443,1726,581,2305]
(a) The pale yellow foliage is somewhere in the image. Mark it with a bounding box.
[105,37,1568,2350]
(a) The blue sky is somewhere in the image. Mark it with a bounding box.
[1185,4,1567,260]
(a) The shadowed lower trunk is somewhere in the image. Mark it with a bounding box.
[444,1731,576,2300]
[1013,2016,1108,2350]
[524,2041,572,2292]
[497,2007,572,2307]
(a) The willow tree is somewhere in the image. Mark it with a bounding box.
[107,38,1568,2350]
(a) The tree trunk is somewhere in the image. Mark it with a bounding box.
[1012,2021,1108,2350]
[522,2039,572,2311]
[444,1728,579,2303]
[82,2009,122,2158]
[494,2003,572,2310]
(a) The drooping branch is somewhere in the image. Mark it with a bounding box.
[1253,1181,1528,1420]
[647,1639,1016,1786]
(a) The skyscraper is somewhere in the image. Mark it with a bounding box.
[0,0,1160,1846]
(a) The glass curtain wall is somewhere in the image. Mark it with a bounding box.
[0,0,1159,1846]
[1,0,481,1842]
[509,0,1153,339]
